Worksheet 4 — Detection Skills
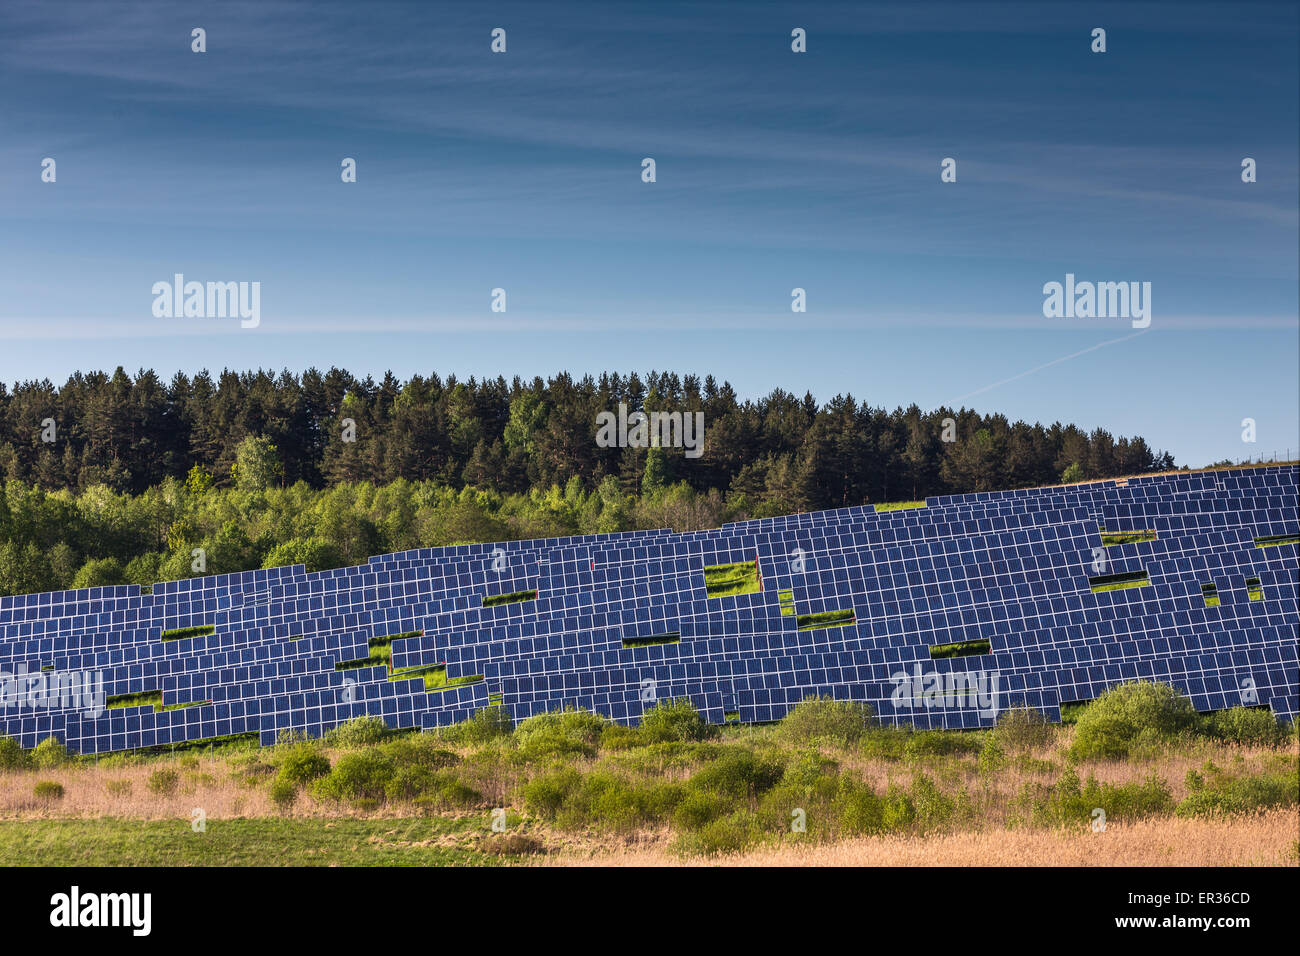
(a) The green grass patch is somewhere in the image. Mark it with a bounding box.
[796,609,856,631]
[106,691,210,713]
[388,663,452,692]
[1201,583,1220,607]
[1089,570,1150,593]
[160,624,215,642]
[1254,533,1300,548]
[928,639,992,659]
[126,732,262,758]
[107,691,163,710]
[335,632,423,672]
[622,632,682,648]
[1246,577,1264,601]
[0,817,504,867]
[482,589,537,608]
[703,561,760,598]
[874,500,927,512]
[428,673,485,693]
[1100,528,1157,546]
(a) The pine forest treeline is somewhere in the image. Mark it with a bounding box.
[0,367,1171,503]
[0,367,1176,597]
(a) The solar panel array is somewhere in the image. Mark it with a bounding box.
[1,466,1296,754]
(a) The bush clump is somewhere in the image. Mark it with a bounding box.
[1016,766,1173,827]
[992,708,1054,753]
[275,742,332,788]
[522,767,680,833]
[436,706,514,745]
[1198,708,1287,747]
[0,736,32,771]
[685,747,784,800]
[859,726,982,762]
[320,716,392,748]
[1178,760,1299,817]
[778,695,875,747]
[33,780,65,802]
[672,810,767,857]
[32,737,71,769]
[639,699,718,744]
[1069,682,1197,760]
[312,750,396,803]
[513,707,610,759]
[268,777,298,810]
[147,768,180,795]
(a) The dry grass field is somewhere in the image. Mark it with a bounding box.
[1,690,1296,867]
[545,810,1299,866]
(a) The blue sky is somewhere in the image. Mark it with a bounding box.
[1,1,1296,467]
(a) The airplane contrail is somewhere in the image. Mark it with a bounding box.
[948,327,1153,405]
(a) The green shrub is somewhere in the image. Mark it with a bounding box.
[412,775,483,810]
[780,750,838,789]
[1199,708,1287,747]
[859,726,982,762]
[993,708,1054,753]
[268,777,298,809]
[1069,682,1197,760]
[671,790,729,831]
[521,767,581,820]
[313,750,397,803]
[672,810,764,856]
[639,699,717,744]
[436,706,514,745]
[321,716,391,748]
[514,706,609,759]
[909,774,957,832]
[377,735,458,770]
[380,763,479,806]
[523,767,679,833]
[146,768,179,796]
[882,785,917,830]
[778,695,875,747]
[32,737,71,769]
[977,737,1007,775]
[834,784,886,835]
[1018,766,1173,826]
[1177,761,1299,817]
[104,778,132,797]
[599,724,644,751]
[686,747,784,800]
[33,780,65,802]
[275,743,331,788]
[0,736,31,771]
[611,741,718,774]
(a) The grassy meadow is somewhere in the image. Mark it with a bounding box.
[0,682,1296,867]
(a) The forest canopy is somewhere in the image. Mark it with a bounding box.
[0,367,1175,596]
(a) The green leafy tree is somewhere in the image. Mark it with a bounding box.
[233,435,283,491]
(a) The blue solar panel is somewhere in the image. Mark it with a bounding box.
[2,466,1296,753]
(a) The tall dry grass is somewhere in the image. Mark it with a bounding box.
[544,810,1300,867]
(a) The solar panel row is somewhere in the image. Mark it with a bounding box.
[1,466,1295,753]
